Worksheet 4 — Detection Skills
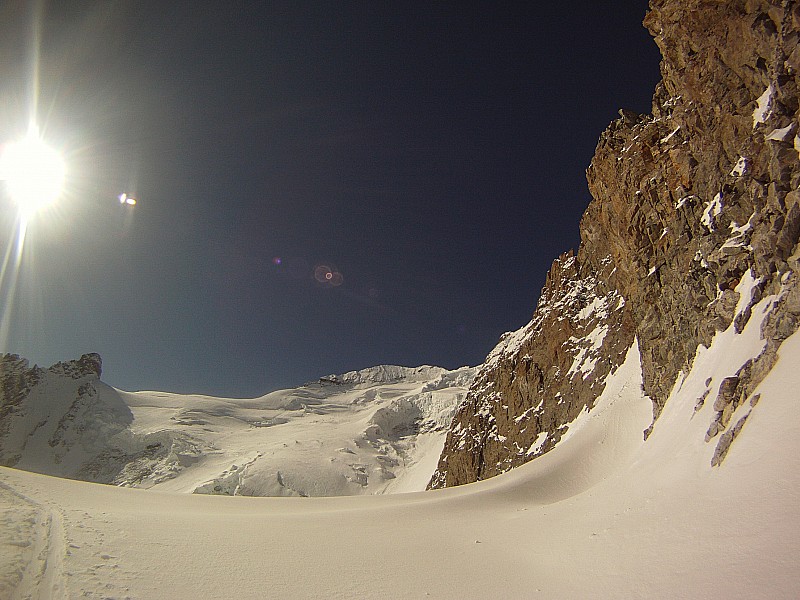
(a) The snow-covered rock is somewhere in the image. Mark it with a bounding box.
[0,358,476,497]
[432,0,800,489]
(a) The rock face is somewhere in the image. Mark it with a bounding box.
[0,352,133,477]
[47,353,102,380]
[430,0,800,488]
[428,254,635,486]
[0,355,44,455]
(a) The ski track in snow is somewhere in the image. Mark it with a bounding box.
[9,488,133,600]
[0,478,140,600]
[0,316,797,598]
[1,294,799,597]
[0,480,66,600]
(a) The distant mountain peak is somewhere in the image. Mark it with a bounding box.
[334,365,448,385]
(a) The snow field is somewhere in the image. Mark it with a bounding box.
[115,367,476,497]
[1,290,798,598]
[1,364,476,498]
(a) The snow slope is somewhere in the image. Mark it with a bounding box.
[1,364,477,498]
[1,290,798,599]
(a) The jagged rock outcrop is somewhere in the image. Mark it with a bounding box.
[0,352,103,456]
[428,253,635,486]
[431,0,800,488]
[0,352,134,477]
[47,352,102,380]
[0,355,44,456]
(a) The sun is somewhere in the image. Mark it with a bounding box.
[0,127,65,217]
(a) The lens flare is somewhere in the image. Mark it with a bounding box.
[314,264,344,287]
[118,193,137,206]
[314,265,332,283]
[0,127,65,217]
[0,216,28,349]
[0,6,71,353]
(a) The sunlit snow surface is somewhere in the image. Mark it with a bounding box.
[1,303,799,597]
[119,365,476,497]
[2,364,476,498]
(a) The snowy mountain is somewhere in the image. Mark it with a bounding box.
[1,323,798,598]
[1,0,800,597]
[0,355,475,497]
[431,0,800,488]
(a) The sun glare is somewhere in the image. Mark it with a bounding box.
[0,127,65,217]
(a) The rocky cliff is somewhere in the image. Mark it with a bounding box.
[0,352,136,478]
[430,0,800,488]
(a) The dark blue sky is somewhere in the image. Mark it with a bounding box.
[0,1,661,397]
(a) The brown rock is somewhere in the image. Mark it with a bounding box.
[431,0,800,489]
[712,412,750,467]
[713,377,740,412]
